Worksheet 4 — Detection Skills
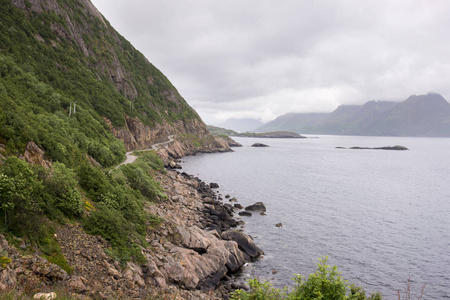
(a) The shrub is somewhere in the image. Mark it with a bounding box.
[291,257,347,299]
[230,257,384,300]
[43,162,83,218]
[120,164,166,201]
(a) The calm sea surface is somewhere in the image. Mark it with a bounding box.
[181,135,450,299]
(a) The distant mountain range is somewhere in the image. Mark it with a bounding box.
[256,93,450,137]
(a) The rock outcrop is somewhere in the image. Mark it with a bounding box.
[22,142,52,168]
[105,116,231,158]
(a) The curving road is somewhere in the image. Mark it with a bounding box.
[116,135,175,168]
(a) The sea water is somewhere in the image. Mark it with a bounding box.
[181,135,450,299]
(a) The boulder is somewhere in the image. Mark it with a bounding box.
[209,182,219,189]
[245,202,266,212]
[238,211,252,217]
[33,292,57,300]
[223,241,246,273]
[23,141,52,168]
[221,230,264,260]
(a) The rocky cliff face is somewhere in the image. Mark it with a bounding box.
[106,115,231,156]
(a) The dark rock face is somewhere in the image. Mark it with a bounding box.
[221,231,264,260]
[245,202,266,212]
[251,143,269,147]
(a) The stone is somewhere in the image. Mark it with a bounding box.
[33,292,57,300]
[209,182,219,189]
[221,230,264,260]
[275,223,283,227]
[238,211,252,217]
[223,241,246,273]
[245,202,266,212]
[234,204,243,209]
[23,141,52,168]
[67,276,89,293]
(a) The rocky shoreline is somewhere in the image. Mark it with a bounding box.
[0,163,262,300]
[147,169,264,293]
[1,132,261,299]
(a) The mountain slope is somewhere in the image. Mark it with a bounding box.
[0,0,232,295]
[372,93,450,136]
[257,93,450,137]
[1,0,227,168]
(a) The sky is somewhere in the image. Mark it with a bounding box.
[90,0,450,125]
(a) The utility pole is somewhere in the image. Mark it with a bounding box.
[69,102,72,117]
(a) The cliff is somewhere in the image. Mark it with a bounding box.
[0,0,247,298]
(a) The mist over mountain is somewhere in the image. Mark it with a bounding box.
[257,93,450,137]
[218,118,265,133]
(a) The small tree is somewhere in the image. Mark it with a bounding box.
[291,257,347,300]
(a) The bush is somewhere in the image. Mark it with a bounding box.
[83,203,147,265]
[230,257,383,300]
[120,163,166,201]
[43,162,83,218]
[292,257,347,299]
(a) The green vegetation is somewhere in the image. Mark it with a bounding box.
[0,0,196,270]
[231,257,383,300]
[0,150,165,267]
[207,125,238,136]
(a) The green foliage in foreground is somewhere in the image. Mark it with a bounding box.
[231,257,383,300]
[0,151,165,267]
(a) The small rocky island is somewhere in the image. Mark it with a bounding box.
[252,143,269,147]
[336,145,409,150]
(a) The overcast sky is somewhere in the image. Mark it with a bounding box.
[90,0,450,125]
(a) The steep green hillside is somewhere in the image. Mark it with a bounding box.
[0,0,200,166]
[0,0,216,267]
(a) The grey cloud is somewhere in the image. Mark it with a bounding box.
[92,0,450,123]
